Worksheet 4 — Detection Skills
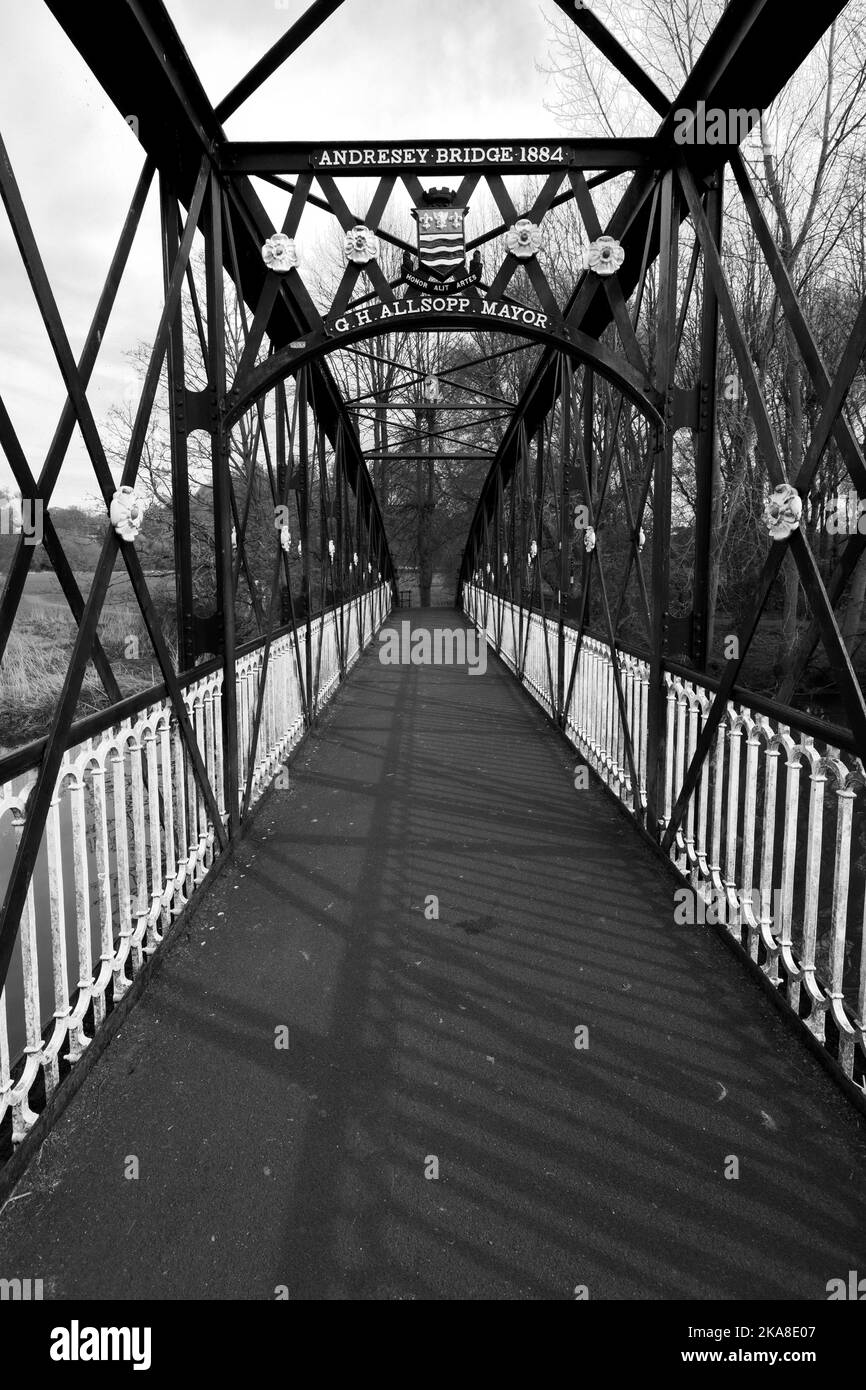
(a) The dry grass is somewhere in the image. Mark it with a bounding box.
[0,606,158,753]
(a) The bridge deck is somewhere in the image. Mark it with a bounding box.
[2,609,865,1300]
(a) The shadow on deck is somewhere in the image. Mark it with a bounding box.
[1,608,865,1300]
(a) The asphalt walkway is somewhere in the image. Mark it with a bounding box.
[1,608,865,1300]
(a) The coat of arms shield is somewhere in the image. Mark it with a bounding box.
[412,196,468,279]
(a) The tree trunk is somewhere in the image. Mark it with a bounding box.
[705,428,724,657]
[778,550,800,676]
[418,419,434,606]
[774,315,804,683]
[842,550,866,652]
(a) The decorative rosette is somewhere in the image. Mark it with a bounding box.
[344,224,379,265]
[502,552,509,568]
[109,485,148,542]
[764,483,802,540]
[422,374,441,404]
[328,539,336,560]
[261,233,299,273]
[585,235,625,277]
[584,526,597,553]
[279,525,291,553]
[505,218,542,260]
[529,540,538,561]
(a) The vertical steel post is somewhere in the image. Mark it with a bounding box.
[276,378,288,622]
[535,425,545,616]
[159,173,196,671]
[557,360,572,722]
[646,171,678,835]
[298,366,313,716]
[205,172,240,836]
[692,170,723,670]
[334,420,346,668]
[582,369,594,627]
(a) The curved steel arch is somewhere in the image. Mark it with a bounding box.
[225,310,663,433]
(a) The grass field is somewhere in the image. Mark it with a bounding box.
[0,571,176,753]
[10,568,174,612]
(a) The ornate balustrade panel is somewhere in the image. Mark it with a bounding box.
[0,587,390,1151]
[464,583,866,1087]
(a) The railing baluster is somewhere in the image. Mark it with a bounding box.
[91,756,114,1026]
[158,712,176,936]
[66,767,92,1060]
[684,688,699,881]
[663,674,676,836]
[109,746,133,999]
[10,805,40,1141]
[825,757,857,1073]
[673,681,688,871]
[128,726,150,963]
[800,743,828,1040]
[739,714,761,960]
[708,722,726,896]
[44,784,72,1089]
[723,717,743,938]
[778,732,803,1008]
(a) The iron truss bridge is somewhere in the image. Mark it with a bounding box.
[0,0,865,1304]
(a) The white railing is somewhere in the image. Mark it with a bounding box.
[0,585,390,1150]
[464,584,866,1085]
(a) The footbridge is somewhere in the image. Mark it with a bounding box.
[0,0,865,1313]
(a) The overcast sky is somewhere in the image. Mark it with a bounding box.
[0,0,575,507]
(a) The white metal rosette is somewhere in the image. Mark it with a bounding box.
[764,483,803,540]
[422,374,441,404]
[505,218,542,260]
[529,540,538,561]
[344,224,379,265]
[584,526,597,553]
[109,485,148,542]
[279,525,291,553]
[585,235,625,277]
[328,538,336,560]
[261,233,299,273]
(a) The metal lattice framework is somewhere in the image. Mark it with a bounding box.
[2,0,866,1169]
